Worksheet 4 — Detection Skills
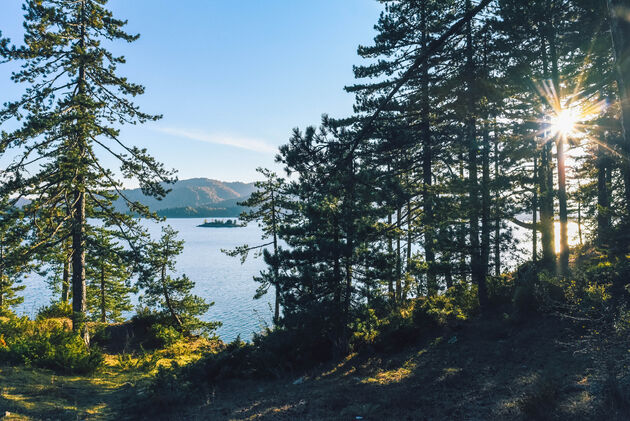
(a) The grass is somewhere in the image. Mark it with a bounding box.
[0,312,624,420]
[150,314,604,420]
[0,337,217,420]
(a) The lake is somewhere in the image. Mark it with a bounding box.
[14,217,585,342]
[15,218,273,342]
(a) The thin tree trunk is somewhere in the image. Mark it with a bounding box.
[72,0,89,346]
[61,247,71,304]
[458,152,467,282]
[71,188,88,344]
[548,9,569,275]
[597,144,611,245]
[607,0,630,215]
[396,207,402,302]
[465,0,488,310]
[532,152,538,263]
[387,212,394,300]
[420,0,436,296]
[481,123,491,283]
[100,266,106,323]
[494,121,501,276]
[270,190,280,325]
[161,242,183,330]
[539,25,556,269]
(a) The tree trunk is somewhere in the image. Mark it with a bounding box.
[532,151,539,263]
[72,0,89,346]
[71,189,89,345]
[387,212,394,300]
[539,21,556,270]
[161,242,183,330]
[494,122,502,276]
[481,124,491,283]
[100,266,106,323]
[465,0,488,310]
[597,144,611,245]
[61,247,71,304]
[396,207,402,302]
[548,9,569,275]
[420,0,437,296]
[607,0,630,215]
[270,190,280,325]
[458,153,467,282]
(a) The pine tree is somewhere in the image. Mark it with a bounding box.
[0,200,28,315]
[140,226,218,336]
[0,0,175,343]
[223,167,287,324]
[86,227,136,323]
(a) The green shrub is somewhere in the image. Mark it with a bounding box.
[413,282,479,329]
[0,315,102,374]
[149,324,183,348]
[486,274,515,308]
[36,301,72,319]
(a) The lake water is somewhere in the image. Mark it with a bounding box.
[15,218,273,342]
[13,218,585,342]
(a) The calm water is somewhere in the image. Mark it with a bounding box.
[15,218,273,342]
[14,218,585,342]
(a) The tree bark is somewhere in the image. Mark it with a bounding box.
[72,0,89,346]
[61,247,71,304]
[420,0,437,296]
[538,19,556,270]
[465,0,488,310]
[597,144,611,245]
[548,6,569,275]
[607,0,630,215]
[100,266,106,323]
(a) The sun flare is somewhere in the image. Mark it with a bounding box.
[550,108,579,138]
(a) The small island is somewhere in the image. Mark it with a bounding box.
[198,218,244,228]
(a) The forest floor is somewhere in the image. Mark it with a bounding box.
[2,313,624,420]
[172,314,617,421]
[0,337,212,421]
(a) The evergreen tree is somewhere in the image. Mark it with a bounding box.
[0,0,175,343]
[140,226,218,336]
[223,167,288,324]
[86,226,136,323]
[0,201,28,315]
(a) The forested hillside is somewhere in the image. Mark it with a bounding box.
[113,178,255,216]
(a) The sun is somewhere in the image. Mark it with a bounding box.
[550,108,579,138]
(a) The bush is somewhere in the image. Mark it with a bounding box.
[149,324,183,348]
[413,282,479,330]
[0,315,102,374]
[36,301,72,320]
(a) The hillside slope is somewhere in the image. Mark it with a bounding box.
[147,314,623,421]
[113,178,256,215]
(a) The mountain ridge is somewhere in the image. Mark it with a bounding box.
[114,178,255,216]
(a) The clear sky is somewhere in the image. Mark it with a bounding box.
[0,1,383,183]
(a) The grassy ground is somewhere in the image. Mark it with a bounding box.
[1,314,624,420]
[0,338,213,420]
[170,315,611,421]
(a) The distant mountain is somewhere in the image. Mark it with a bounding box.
[114,178,256,217]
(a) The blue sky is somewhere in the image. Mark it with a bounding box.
[0,1,383,183]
